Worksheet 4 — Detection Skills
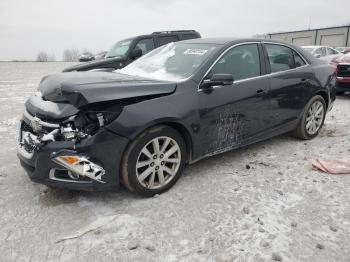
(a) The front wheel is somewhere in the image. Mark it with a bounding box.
[293,95,326,140]
[121,125,187,197]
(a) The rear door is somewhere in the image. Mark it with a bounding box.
[263,43,313,129]
[197,43,271,155]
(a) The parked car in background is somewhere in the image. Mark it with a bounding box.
[94,51,107,60]
[63,30,201,72]
[18,38,336,196]
[302,45,342,63]
[335,47,350,54]
[330,53,350,94]
[78,52,95,62]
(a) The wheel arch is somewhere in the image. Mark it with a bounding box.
[314,90,329,109]
[162,121,193,163]
[122,121,194,165]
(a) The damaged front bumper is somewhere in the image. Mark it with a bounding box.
[17,115,129,191]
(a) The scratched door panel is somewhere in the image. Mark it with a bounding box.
[198,77,270,156]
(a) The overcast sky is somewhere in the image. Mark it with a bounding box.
[0,0,349,61]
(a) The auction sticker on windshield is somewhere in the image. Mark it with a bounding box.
[184,49,208,55]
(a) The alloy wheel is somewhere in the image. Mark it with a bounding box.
[136,136,181,189]
[305,100,324,135]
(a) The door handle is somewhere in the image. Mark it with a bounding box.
[256,89,267,97]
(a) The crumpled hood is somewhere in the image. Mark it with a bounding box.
[38,72,177,108]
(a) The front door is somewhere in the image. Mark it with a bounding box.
[198,43,270,156]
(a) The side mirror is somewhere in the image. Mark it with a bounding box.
[201,73,234,90]
[314,53,321,58]
[130,48,142,59]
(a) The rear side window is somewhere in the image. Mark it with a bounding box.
[158,35,179,46]
[265,44,306,73]
[181,34,199,40]
[210,44,260,81]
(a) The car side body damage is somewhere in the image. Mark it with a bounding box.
[17,38,336,193]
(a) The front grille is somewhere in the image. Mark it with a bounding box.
[22,120,33,133]
[23,139,36,153]
[19,121,38,154]
[23,110,59,135]
[337,64,350,78]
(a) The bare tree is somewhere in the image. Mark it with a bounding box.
[62,48,80,62]
[47,54,56,62]
[36,51,48,62]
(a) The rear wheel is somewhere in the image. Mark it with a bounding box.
[121,125,187,197]
[293,95,326,140]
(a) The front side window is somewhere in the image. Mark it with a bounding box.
[106,39,132,58]
[118,43,217,81]
[134,38,155,55]
[314,48,323,56]
[293,51,306,67]
[327,47,339,55]
[316,47,327,57]
[265,44,306,73]
[210,44,260,81]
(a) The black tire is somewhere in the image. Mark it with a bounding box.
[293,95,326,140]
[121,125,187,197]
[336,91,345,95]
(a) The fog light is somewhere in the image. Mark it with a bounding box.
[52,155,105,183]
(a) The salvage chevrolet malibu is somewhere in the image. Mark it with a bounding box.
[17,38,336,196]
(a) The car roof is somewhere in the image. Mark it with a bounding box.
[302,45,335,48]
[179,37,298,46]
[135,30,200,39]
[180,38,321,65]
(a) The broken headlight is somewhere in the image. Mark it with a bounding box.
[59,107,122,141]
[38,104,123,143]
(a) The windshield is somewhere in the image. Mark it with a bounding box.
[106,39,133,58]
[118,43,217,81]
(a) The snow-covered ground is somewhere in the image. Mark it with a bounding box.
[0,62,350,262]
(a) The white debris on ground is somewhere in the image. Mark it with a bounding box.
[0,62,350,262]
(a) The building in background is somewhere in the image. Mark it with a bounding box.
[266,26,350,47]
